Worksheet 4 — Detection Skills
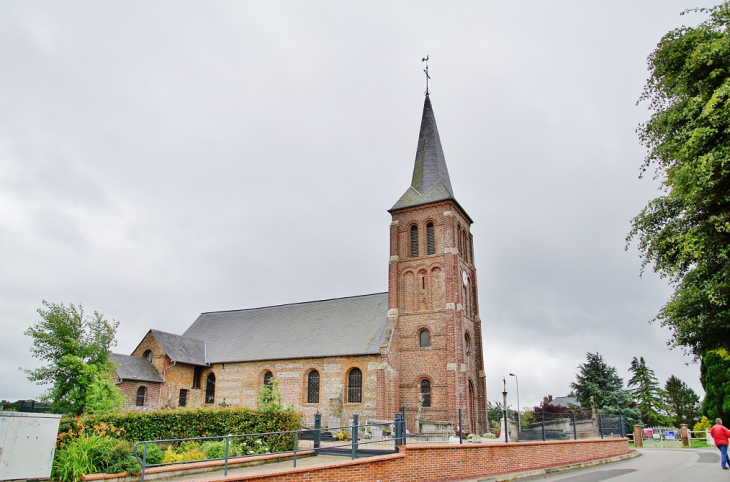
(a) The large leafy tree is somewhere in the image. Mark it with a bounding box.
[700,350,730,421]
[664,374,701,427]
[627,357,669,425]
[627,3,730,356]
[22,301,123,415]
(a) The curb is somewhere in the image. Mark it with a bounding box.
[461,450,642,482]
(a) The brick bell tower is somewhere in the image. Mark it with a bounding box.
[377,95,487,433]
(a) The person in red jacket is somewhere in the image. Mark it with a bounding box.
[711,418,730,470]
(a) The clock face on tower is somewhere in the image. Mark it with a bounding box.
[462,270,468,286]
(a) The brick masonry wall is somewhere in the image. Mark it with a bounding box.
[197,354,380,424]
[212,439,631,482]
[117,380,162,411]
[386,199,487,431]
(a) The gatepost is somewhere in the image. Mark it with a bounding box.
[681,424,689,447]
[633,425,643,448]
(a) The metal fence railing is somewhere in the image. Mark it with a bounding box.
[133,414,406,482]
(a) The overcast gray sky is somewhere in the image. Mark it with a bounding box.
[0,1,716,409]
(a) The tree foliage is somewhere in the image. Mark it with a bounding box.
[628,3,730,356]
[627,357,669,426]
[570,352,640,424]
[22,301,122,415]
[664,374,701,427]
[700,349,730,420]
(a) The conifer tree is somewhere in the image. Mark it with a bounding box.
[627,357,668,426]
[664,375,701,427]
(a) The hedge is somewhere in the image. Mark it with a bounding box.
[57,406,302,446]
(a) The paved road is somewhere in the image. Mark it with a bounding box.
[521,448,726,482]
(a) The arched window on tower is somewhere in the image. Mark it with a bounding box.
[263,371,274,386]
[347,368,362,403]
[205,373,216,404]
[420,379,431,407]
[410,225,419,258]
[465,332,472,356]
[136,386,147,407]
[419,329,430,348]
[307,370,320,403]
[426,222,435,255]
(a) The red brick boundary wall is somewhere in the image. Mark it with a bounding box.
[214,438,631,482]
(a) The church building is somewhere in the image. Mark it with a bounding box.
[112,94,488,433]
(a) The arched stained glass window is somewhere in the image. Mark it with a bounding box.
[136,386,147,407]
[205,373,216,404]
[307,370,320,403]
[347,368,362,403]
[420,329,430,348]
[420,379,431,408]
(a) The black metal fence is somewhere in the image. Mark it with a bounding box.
[400,406,627,443]
[133,413,406,482]
[0,400,55,413]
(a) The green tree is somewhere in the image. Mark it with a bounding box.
[700,349,730,420]
[664,374,701,427]
[571,352,625,409]
[255,379,292,412]
[627,357,669,426]
[627,3,730,356]
[22,301,122,415]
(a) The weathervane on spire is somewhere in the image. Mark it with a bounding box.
[422,55,430,96]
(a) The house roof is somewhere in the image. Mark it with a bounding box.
[183,292,389,364]
[391,95,459,213]
[549,396,579,407]
[148,329,208,366]
[109,353,164,383]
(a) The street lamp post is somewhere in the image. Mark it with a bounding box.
[509,373,520,431]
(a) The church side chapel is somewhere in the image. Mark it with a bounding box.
[111,88,488,433]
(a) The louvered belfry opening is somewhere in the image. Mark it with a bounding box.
[348,368,362,403]
[411,225,419,257]
[427,222,434,255]
[307,370,320,403]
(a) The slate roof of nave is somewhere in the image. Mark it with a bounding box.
[182,292,389,364]
[109,353,164,383]
[149,329,208,366]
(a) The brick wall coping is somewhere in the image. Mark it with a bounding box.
[195,453,408,482]
[81,450,315,481]
[402,437,630,451]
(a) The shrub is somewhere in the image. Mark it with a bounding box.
[161,448,184,464]
[134,443,164,465]
[106,441,140,476]
[57,407,300,447]
[694,416,712,432]
[176,440,202,454]
[179,446,207,461]
[53,435,116,482]
[202,440,227,459]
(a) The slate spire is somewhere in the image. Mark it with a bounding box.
[391,95,455,211]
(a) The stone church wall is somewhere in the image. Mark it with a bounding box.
[208,354,380,425]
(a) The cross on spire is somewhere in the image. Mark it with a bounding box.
[422,55,430,96]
